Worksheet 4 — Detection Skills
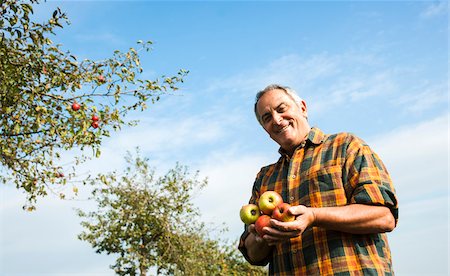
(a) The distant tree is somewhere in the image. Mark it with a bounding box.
[77,150,266,275]
[0,0,187,209]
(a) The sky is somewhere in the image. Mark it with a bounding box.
[0,0,448,275]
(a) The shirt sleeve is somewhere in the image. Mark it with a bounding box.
[343,135,399,223]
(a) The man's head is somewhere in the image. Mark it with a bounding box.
[255,84,310,155]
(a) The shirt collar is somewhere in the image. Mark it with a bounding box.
[278,127,325,157]
[308,127,325,145]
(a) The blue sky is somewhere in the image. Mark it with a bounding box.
[1,1,448,275]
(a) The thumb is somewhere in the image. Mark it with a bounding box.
[288,205,307,216]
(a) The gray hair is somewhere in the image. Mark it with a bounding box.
[254,84,303,124]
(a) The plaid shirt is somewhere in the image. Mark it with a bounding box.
[239,127,398,275]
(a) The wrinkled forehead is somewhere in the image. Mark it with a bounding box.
[256,89,295,112]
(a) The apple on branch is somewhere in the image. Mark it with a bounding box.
[272,203,295,222]
[71,102,80,111]
[240,204,260,225]
[258,191,283,215]
[97,75,106,83]
[55,171,64,178]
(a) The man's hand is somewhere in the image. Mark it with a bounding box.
[245,224,273,263]
[259,205,316,246]
[248,224,266,244]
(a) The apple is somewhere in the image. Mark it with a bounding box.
[240,204,260,225]
[91,115,99,122]
[97,75,106,83]
[258,191,283,215]
[71,102,81,111]
[91,121,99,129]
[272,203,295,222]
[254,215,272,237]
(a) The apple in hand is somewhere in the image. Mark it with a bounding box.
[71,102,81,111]
[254,215,272,237]
[240,204,260,225]
[258,191,283,215]
[272,203,295,222]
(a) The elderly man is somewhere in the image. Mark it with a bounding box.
[239,84,398,275]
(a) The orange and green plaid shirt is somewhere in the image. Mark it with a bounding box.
[239,127,398,275]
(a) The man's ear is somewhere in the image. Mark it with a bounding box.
[300,100,308,118]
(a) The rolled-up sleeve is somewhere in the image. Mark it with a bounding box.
[344,137,399,223]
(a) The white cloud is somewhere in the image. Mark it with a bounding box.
[389,195,448,275]
[392,81,448,114]
[420,1,448,19]
[74,32,125,46]
[0,186,115,275]
[201,52,430,119]
[310,68,398,113]
[368,113,449,202]
[109,116,225,153]
[193,148,276,241]
[204,53,341,97]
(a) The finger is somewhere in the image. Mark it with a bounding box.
[264,225,301,239]
[270,219,301,232]
[248,224,256,234]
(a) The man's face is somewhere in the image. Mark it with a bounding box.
[256,89,310,155]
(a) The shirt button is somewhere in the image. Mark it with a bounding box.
[293,249,297,254]
[291,175,296,179]
[290,196,294,201]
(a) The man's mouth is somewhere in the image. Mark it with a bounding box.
[276,124,290,134]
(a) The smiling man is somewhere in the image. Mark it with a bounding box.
[238,84,399,275]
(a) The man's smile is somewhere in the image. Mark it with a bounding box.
[275,122,291,134]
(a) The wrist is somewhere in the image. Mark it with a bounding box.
[310,208,317,227]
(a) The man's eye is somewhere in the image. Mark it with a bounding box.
[278,106,286,112]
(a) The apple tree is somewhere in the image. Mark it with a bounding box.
[77,151,266,275]
[0,0,187,209]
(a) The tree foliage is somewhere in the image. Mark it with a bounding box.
[77,150,266,275]
[0,0,187,209]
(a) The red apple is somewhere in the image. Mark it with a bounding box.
[258,191,283,215]
[240,204,260,225]
[272,203,295,222]
[91,121,99,129]
[97,75,106,83]
[71,102,80,111]
[255,215,272,237]
[91,115,99,122]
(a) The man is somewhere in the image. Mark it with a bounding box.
[238,84,399,275]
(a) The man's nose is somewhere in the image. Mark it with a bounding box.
[272,113,282,125]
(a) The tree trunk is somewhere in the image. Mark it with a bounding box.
[139,262,147,276]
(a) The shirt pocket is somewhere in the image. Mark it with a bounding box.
[300,165,347,207]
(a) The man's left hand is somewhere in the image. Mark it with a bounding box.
[262,205,316,246]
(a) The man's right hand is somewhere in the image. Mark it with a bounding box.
[245,224,273,263]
